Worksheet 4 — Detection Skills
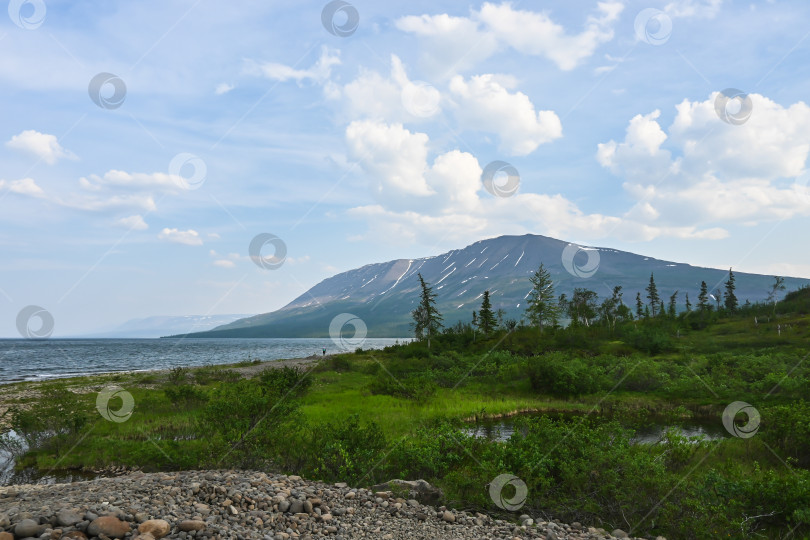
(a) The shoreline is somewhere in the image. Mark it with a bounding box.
[0,355,324,431]
[0,469,647,540]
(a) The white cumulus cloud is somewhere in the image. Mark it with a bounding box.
[598,92,810,229]
[6,130,77,165]
[449,74,562,155]
[115,214,148,230]
[396,2,624,76]
[158,228,203,246]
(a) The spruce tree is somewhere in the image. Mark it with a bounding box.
[685,292,692,312]
[668,290,679,317]
[477,290,497,335]
[724,268,738,313]
[525,263,559,330]
[411,273,443,349]
[646,273,661,317]
[697,281,709,312]
[635,292,644,319]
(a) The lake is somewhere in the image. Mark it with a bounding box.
[0,337,410,385]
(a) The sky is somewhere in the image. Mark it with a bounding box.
[1,0,810,337]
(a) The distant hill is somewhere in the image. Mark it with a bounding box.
[80,314,254,338]
[175,234,810,338]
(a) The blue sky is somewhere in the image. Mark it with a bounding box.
[2,0,810,336]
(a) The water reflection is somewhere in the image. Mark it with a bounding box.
[464,414,728,445]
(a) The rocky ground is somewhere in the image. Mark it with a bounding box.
[0,470,661,540]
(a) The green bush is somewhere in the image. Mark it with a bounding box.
[306,415,387,484]
[623,326,673,355]
[0,390,90,458]
[762,400,810,467]
[526,353,608,396]
[163,384,208,407]
[369,372,436,401]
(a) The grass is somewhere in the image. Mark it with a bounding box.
[3,290,810,538]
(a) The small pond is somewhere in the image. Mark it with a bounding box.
[464,413,728,445]
[0,432,100,486]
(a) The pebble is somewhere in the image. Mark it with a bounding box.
[0,470,652,540]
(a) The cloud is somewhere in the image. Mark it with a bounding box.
[477,1,624,71]
[158,228,203,246]
[3,175,157,212]
[209,250,245,268]
[0,178,47,198]
[245,46,340,84]
[449,74,562,155]
[286,255,310,264]
[6,130,77,165]
[344,119,723,246]
[598,92,810,227]
[215,83,235,95]
[665,0,724,19]
[328,55,443,123]
[345,120,482,213]
[396,1,624,76]
[115,214,148,230]
[395,12,499,77]
[79,170,181,191]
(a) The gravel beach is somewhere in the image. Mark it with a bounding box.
[0,470,658,540]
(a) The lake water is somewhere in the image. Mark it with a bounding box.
[465,415,728,445]
[0,337,410,385]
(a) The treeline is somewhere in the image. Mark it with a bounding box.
[411,266,796,343]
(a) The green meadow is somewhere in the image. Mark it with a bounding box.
[2,287,809,539]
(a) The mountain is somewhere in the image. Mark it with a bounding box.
[175,234,810,338]
[80,314,254,338]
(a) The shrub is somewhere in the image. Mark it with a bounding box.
[164,384,208,407]
[624,326,673,355]
[306,415,387,484]
[526,353,607,396]
[167,366,189,385]
[369,372,436,402]
[0,390,90,458]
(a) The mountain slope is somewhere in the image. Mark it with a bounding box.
[177,234,810,338]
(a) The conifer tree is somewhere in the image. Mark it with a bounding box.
[525,263,559,330]
[668,290,679,317]
[697,281,709,312]
[646,273,661,316]
[411,273,443,349]
[724,268,738,313]
[477,290,497,335]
